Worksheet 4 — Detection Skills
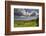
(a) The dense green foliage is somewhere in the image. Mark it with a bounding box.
[14,19,38,27]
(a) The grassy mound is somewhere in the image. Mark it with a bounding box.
[14,19,39,27]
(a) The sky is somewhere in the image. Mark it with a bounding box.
[24,9,39,13]
[14,8,39,16]
[14,8,39,13]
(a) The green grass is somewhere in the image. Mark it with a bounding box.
[14,19,38,27]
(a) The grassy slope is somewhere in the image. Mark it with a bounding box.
[14,19,38,27]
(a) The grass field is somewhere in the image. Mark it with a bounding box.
[14,19,38,27]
